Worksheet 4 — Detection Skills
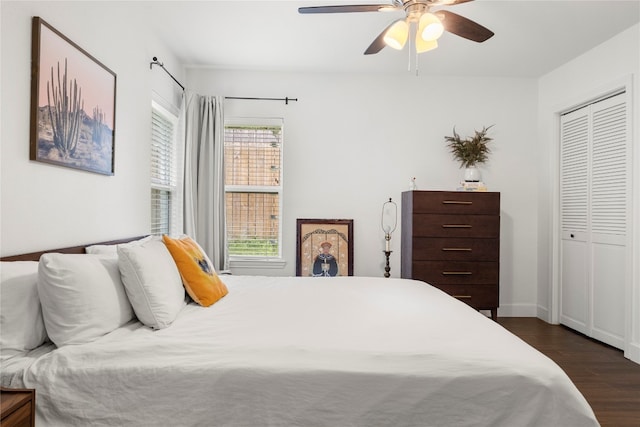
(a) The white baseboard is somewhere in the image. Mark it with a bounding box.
[536,305,552,323]
[497,303,538,317]
[625,342,640,365]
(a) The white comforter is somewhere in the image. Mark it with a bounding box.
[2,276,599,427]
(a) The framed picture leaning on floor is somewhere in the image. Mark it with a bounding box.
[296,219,353,277]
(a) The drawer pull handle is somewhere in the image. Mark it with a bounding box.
[453,295,472,299]
[442,200,472,205]
[442,247,472,252]
[442,271,473,275]
[442,224,472,228]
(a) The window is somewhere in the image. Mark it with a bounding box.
[150,101,181,235]
[224,118,283,258]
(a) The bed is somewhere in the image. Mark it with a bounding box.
[0,236,600,427]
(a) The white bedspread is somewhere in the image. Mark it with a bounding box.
[1,276,599,427]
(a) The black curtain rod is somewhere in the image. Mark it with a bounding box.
[149,57,297,104]
[150,57,185,91]
[225,96,298,105]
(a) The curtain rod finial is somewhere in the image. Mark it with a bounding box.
[150,57,163,69]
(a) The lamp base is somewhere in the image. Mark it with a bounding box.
[383,250,392,278]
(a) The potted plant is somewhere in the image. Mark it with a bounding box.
[445,125,494,182]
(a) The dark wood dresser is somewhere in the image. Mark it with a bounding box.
[0,388,35,427]
[401,190,500,319]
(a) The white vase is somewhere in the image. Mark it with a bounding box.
[464,166,481,182]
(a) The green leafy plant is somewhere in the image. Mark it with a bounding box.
[445,125,494,168]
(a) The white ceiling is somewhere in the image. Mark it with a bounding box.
[144,0,640,78]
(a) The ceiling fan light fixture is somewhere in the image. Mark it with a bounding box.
[418,12,444,41]
[416,37,438,53]
[383,19,409,50]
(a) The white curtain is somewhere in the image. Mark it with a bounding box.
[181,91,228,271]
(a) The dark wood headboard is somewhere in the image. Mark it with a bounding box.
[0,236,148,262]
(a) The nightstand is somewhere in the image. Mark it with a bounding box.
[0,387,35,427]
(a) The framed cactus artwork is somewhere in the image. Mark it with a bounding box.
[30,17,116,175]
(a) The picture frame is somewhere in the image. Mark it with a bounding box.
[296,219,354,277]
[30,17,116,175]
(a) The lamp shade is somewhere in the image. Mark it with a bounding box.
[416,37,438,53]
[419,12,444,42]
[381,198,398,235]
[383,19,409,50]
[381,197,397,253]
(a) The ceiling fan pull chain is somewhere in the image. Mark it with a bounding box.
[412,21,420,76]
[408,21,413,73]
[415,25,420,77]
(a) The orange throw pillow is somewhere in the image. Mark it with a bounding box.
[162,235,228,307]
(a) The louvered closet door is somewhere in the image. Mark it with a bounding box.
[590,94,628,349]
[560,106,589,335]
[560,92,629,349]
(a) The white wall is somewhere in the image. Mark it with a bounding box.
[7,3,633,323]
[188,68,539,316]
[0,1,183,255]
[537,24,640,362]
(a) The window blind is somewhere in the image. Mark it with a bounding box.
[224,126,281,187]
[150,107,176,235]
[151,188,171,235]
[225,192,279,256]
[224,122,283,257]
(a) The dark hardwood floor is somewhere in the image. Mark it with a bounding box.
[498,317,640,427]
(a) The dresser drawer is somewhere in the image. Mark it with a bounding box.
[411,214,500,238]
[411,237,499,261]
[411,261,499,285]
[405,191,500,215]
[436,284,498,309]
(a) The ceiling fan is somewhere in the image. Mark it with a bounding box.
[298,0,494,55]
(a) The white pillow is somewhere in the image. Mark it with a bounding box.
[118,239,185,329]
[85,235,155,255]
[38,254,134,347]
[0,261,48,356]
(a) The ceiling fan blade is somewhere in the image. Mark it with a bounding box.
[364,19,402,55]
[298,4,393,14]
[431,0,474,5]
[438,10,494,43]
